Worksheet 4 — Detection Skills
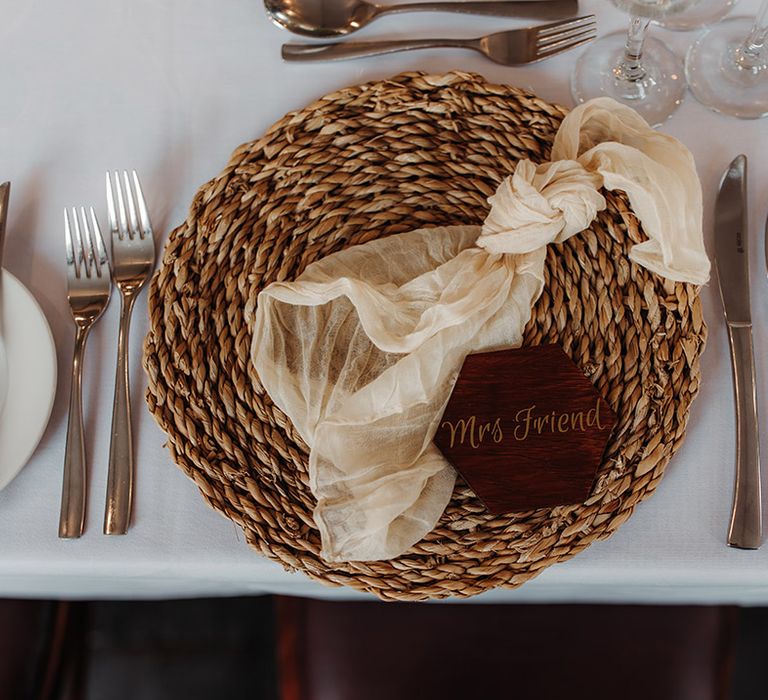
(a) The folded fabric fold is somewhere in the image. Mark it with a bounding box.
[248,97,710,563]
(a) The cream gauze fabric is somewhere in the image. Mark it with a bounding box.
[249,97,711,563]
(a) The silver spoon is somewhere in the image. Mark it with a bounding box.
[265,0,579,37]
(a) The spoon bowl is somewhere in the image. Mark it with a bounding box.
[266,0,376,36]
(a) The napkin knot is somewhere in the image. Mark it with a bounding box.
[476,159,605,255]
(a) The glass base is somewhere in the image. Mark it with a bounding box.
[656,0,739,31]
[686,17,768,119]
[570,31,686,127]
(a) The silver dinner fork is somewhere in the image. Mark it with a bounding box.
[281,15,596,64]
[104,171,155,535]
[60,208,111,539]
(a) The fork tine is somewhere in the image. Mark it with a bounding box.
[106,172,118,236]
[112,170,130,240]
[535,15,596,37]
[89,207,109,278]
[537,26,597,50]
[122,170,140,240]
[79,207,95,279]
[70,207,85,279]
[64,209,75,268]
[537,21,597,48]
[64,209,81,281]
[131,171,153,240]
[536,34,596,60]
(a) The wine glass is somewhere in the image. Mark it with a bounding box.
[657,0,738,32]
[685,0,768,118]
[571,0,697,127]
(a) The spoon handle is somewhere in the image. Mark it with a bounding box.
[374,0,577,20]
[282,38,475,62]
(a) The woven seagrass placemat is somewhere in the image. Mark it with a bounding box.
[143,71,707,601]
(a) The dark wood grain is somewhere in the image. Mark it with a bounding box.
[434,344,616,514]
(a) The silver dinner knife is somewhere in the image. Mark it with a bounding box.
[715,154,762,549]
[0,183,9,412]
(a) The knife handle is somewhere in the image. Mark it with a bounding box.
[726,323,762,549]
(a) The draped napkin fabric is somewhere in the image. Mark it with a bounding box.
[248,97,711,563]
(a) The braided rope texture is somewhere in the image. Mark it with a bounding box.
[143,71,707,601]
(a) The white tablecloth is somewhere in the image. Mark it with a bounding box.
[2,0,768,602]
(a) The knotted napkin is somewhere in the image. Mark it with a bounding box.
[249,97,710,563]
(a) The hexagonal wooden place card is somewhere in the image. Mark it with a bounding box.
[434,344,616,514]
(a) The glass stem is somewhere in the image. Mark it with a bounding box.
[617,15,651,82]
[735,0,768,72]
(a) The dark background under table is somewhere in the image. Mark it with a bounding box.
[1,597,765,700]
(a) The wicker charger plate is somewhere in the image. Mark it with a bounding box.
[144,71,706,601]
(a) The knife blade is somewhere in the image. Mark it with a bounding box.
[0,183,7,272]
[715,154,762,549]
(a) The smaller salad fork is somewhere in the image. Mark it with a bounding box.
[60,208,111,539]
[281,15,597,64]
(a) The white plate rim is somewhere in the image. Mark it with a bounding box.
[0,270,57,491]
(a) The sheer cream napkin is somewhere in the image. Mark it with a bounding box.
[249,97,711,563]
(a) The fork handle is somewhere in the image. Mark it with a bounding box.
[282,38,475,62]
[104,292,137,535]
[59,324,91,538]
